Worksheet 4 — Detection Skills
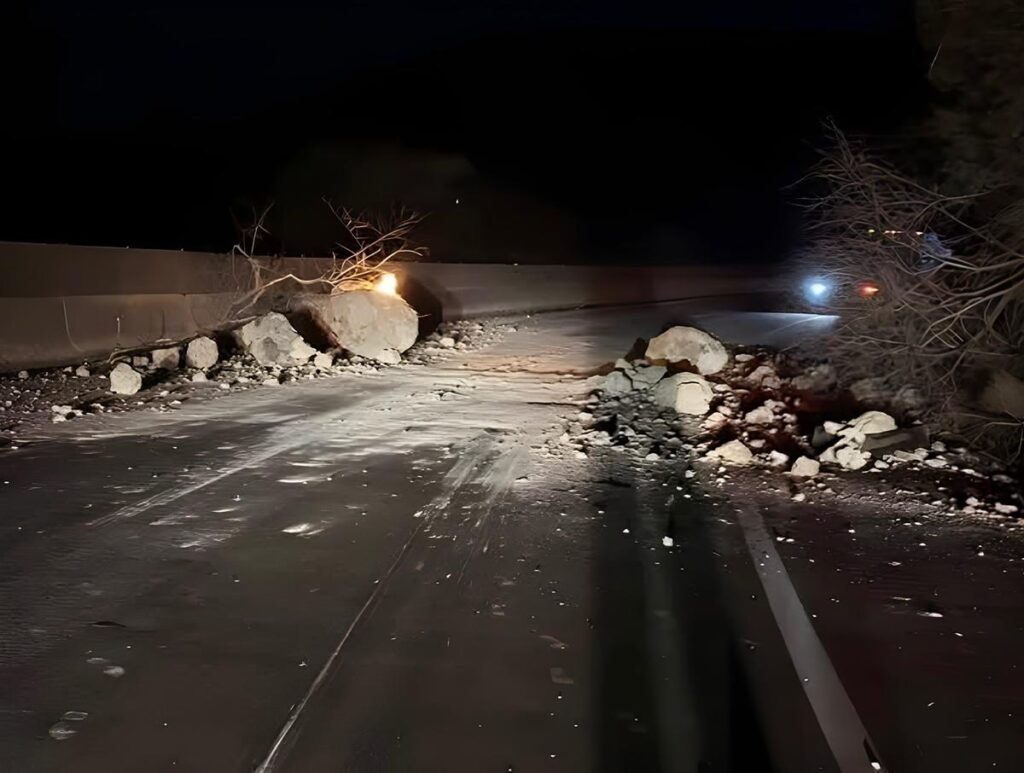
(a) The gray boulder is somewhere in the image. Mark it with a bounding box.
[236,312,317,367]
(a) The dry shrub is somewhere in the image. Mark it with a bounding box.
[226,201,426,319]
[791,128,1024,465]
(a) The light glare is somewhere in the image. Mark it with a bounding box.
[374,272,398,296]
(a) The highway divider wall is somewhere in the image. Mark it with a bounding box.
[0,241,778,371]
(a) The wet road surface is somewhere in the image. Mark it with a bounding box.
[1,304,1021,772]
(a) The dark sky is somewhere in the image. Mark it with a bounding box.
[2,1,928,262]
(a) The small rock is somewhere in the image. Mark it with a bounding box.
[75,365,91,378]
[438,336,456,348]
[17,370,28,380]
[312,352,334,370]
[109,362,142,395]
[744,405,775,424]
[791,492,806,502]
[190,372,208,383]
[706,439,754,465]
[132,355,149,368]
[629,365,667,389]
[150,347,180,370]
[652,372,715,415]
[768,450,789,468]
[790,457,820,477]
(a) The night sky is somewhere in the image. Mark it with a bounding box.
[3,1,929,263]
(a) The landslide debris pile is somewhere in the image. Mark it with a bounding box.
[546,325,1021,518]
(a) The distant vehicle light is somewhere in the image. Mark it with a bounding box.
[804,278,832,304]
[374,272,398,296]
[858,281,881,298]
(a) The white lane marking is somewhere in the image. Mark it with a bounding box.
[738,508,886,773]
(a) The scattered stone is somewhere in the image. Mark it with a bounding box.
[312,352,334,370]
[734,353,755,363]
[705,439,754,465]
[186,336,219,370]
[17,370,28,380]
[862,425,929,455]
[262,377,280,387]
[651,372,714,415]
[131,355,149,368]
[629,364,667,388]
[190,372,208,383]
[790,457,820,477]
[644,326,729,375]
[791,492,807,502]
[744,405,775,424]
[602,370,634,396]
[74,365,90,378]
[768,450,789,468]
[108,362,142,395]
[438,336,456,348]
[236,313,317,367]
[150,347,180,370]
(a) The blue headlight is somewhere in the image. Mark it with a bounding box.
[804,278,832,304]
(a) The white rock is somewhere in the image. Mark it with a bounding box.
[186,336,219,369]
[644,326,729,375]
[150,347,180,370]
[792,492,807,503]
[651,372,715,415]
[744,405,775,424]
[846,410,897,436]
[703,411,728,428]
[131,355,149,368]
[823,420,845,435]
[109,362,142,395]
[790,457,820,477]
[734,353,755,362]
[706,439,754,465]
[835,445,870,470]
[768,450,789,468]
[438,336,456,348]
[190,372,208,383]
[74,365,90,378]
[236,313,317,367]
[312,352,334,370]
[262,377,281,387]
[296,290,418,361]
[994,503,1019,515]
[51,404,73,414]
[17,370,28,380]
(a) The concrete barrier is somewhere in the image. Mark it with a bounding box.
[0,241,778,371]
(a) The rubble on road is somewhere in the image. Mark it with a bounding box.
[546,322,1021,526]
[150,347,180,370]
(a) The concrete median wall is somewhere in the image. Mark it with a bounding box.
[0,241,778,371]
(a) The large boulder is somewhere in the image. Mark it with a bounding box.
[295,291,418,362]
[109,362,142,395]
[645,326,728,375]
[652,372,714,415]
[186,336,219,370]
[236,312,317,367]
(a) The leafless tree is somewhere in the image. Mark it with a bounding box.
[791,126,1024,463]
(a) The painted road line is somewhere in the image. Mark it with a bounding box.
[738,507,886,773]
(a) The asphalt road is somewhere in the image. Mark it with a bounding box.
[1,304,1021,772]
